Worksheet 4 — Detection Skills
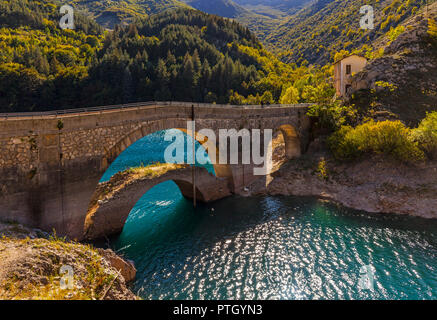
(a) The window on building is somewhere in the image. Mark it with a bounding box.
[346,64,352,75]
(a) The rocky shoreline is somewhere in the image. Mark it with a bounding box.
[0,222,138,300]
[248,148,437,220]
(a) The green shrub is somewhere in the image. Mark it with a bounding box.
[428,18,437,48]
[280,85,299,104]
[428,18,437,39]
[374,81,398,92]
[260,91,274,104]
[412,112,437,159]
[328,126,361,159]
[307,102,358,132]
[316,158,329,180]
[387,25,405,43]
[328,120,425,162]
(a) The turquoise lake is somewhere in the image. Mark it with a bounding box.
[100,130,437,300]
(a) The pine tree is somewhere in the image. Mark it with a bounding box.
[192,49,202,73]
[122,66,133,103]
[181,53,195,100]
[34,48,49,75]
[156,58,170,86]
[49,56,61,75]
[127,24,138,38]
[200,59,212,99]
[166,51,176,65]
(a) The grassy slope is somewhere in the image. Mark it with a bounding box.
[0,223,137,300]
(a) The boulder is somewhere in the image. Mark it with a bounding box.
[98,248,137,283]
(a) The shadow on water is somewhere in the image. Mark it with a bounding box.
[308,197,437,233]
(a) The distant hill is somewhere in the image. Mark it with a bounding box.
[181,0,314,44]
[234,0,312,15]
[185,0,313,19]
[265,0,433,65]
[184,0,248,18]
[71,0,190,28]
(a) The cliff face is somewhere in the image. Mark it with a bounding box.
[249,148,437,219]
[0,223,137,300]
[351,4,437,126]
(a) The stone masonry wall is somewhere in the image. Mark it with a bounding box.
[0,103,310,239]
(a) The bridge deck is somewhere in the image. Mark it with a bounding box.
[0,101,312,120]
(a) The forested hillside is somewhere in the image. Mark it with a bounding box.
[0,0,104,111]
[0,0,102,33]
[182,0,314,44]
[266,0,432,65]
[0,1,332,112]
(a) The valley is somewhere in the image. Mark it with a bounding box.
[0,0,437,302]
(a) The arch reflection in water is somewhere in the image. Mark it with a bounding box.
[89,129,215,238]
[100,129,215,183]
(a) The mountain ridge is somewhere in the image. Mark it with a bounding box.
[71,0,191,28]
[184,0,249,18]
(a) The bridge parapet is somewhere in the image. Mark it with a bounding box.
[0,101,312,119]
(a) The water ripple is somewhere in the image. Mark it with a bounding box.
[103,131,437,300]
[111,192,437,300]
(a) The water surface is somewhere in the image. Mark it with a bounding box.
[101,130,437,300]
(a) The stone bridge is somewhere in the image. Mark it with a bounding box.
[84,164,231,239]
[0,102,311,239]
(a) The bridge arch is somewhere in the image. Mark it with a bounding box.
[100,124,234,186]
[84,165,230,239]
[277,124,301,159]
